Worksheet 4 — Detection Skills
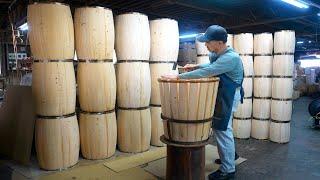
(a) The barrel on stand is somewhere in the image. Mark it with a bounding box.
[28,2,79,170]
[158,77,219,180]
[195,33,210,64]
[149,18,179,146]
[74,7,117,159]
[270,30,295,143]
[115,12,151,152]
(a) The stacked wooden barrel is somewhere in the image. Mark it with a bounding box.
[74,7,117,159]
[227,34,234,48]
[270,31,295,143]
[115,12,151,152]
[252,33,273,139]
[28,3,79,170]
[195,33,210,64]
[233,33,253,139]
[149,18,179,146]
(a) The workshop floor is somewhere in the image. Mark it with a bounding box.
[0,96,319,180]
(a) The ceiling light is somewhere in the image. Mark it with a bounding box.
[179,33,198,39]
[297,41,304,44]
[281,0,309,9]
[19,23,28,31]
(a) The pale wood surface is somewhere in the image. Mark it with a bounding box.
[233,118,251,139]
[272,78,293,99]
[251,119,270,140]
[269,122,290,143]
[253,33,273,54]
[254,77,272,97]
[273,55,294,76]
[253,98,271,119]
[274,30,295,54]
[234,33,253,54]
[150,107,165,146]
[271,100,292,121]
[254,56,273,76]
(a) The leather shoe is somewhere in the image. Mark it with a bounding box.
[208,169,235,180]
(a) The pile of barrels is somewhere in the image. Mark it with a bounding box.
[231,31,295,143]
[28,3,179,170]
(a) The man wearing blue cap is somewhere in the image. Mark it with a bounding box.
[163,25,244,180]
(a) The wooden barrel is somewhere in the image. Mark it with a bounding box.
[35,114,79,170]
[116,62,151,108]
[272,77,293,99]
[158,77,219,144]
[115,12,150,61]
[234,33,253,55]
[150,18,179,62]
[269,120,290,143]
[195,33,209,56]
[28,3,74,60]
[254,76,272,97]
[254,56,273,76]
[74,7,114,60]
[32,62,76,116]
[196,55,210,64]
[274,30,295,54]
[273,55,294,76]
[271,99,292,122]
[77,63,116,112]
[227,34,233,48]
[151,106,165,146]
[117,108,151,152]
[233,98,252,139]
[79,111,117,159]
[253,33,273,55]
[241,55,253,76]
[243,77,253,98]
[251,98,271,139]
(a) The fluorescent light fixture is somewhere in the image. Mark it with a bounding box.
[299,59,320,68]
[179,33,198,39]
[281,0,309,8]
[317,13,320,16]
[19,22,28,31]
[309,40,312,43]
[297,41,304,44]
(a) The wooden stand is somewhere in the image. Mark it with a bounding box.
[161,136,208,180]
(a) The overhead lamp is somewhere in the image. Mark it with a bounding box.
[19,23,28,31]
[179,33,198,39]
[317,12,320,16]
[281,0,309,9]
[297,41,304,44]
[309,40,312,43]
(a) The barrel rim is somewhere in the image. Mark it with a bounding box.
[158,77,219,83]
[275,30,295,33]
[31,2,69,7]
[151,18,177,23]
[234,33,253,36]
[254,32,273,35]
[75,6,112,11]
[118,11,147,17]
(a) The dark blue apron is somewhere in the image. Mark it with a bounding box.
[212,74,244,131]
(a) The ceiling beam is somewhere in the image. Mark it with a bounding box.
[227,13,317,29]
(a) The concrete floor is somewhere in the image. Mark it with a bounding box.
[0,96,319,180]
[227,97,320,180]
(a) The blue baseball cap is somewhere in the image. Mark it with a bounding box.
[197,25,227,43]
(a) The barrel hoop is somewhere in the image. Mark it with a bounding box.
[254,96,271,99]
[254,75,273,78]
[244,75,253,78]
[271,98,292,101]
[150,104,161,107]
[78,59,113,63]
[32,2,69,7]
[272,75,293,78]
[270,119,291,123]
[120,12,147,17]
[80,109,115,115]
[233,116,251,120]
[197,54,209,57]
[254,54,273,56]
[82,6,112,11]
[161,136,209,146]
[117,60,149,63]
[252,117,270,121]
[33,59,73,63]
[158,78,219,83]
[37,112,76,119]
[118,106,150,110]
[161,114,212,124]
[274,53,294,55]
[239,54,253,56]
[149,61,176,64]
[244,96,253,99]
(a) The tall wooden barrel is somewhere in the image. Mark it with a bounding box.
[115,12,151,152]
[234,33,253,55]
[158,77,219,144]
[74,7,117,159]
[269,121,290,143]
[227,34,234,48]
[35,114,79,170]
[251,98,270,139]
[274,30,295,54]
[272,77,293,99]
[273,55,294,76]
[233,98,252,139]
[28,3,79,170]
[254,56,273,75]
[195,33,210,65]
[79,111,117,159]
[240,55,253,98]
[150,18,179,146]
[253,33,273,55]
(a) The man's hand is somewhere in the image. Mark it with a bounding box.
[183,64,199,72]
[161,73,179,80]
